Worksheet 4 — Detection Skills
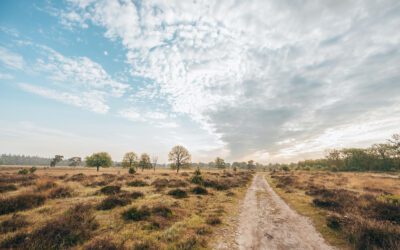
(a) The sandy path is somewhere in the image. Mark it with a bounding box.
[216,173,333,250]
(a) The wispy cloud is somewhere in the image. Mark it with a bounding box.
[35,46,129,97]
[0,46,24,70]
[19,83,109,114]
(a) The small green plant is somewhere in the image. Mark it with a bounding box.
[18,169,29,175]
[29,166,37,174]
[129,167,136,174]
[191,168,203,185]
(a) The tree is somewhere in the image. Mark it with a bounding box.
[68,157,81,167]
[215,157,226,169]
[247,160,255,170]
[122,152,138,169]
[326,149,343,169]
[50,155,63,167]
[86,152,112,172]
[139,153,151,171]
[152,156,158,172]
[168,145,191,173]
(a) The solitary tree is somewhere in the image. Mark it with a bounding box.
[139,153,152,171]
[215,157,226,169]
[122,152,138,169]
[152,156,158,172]
[247,160,255,170]
[86,152,112,172]
[168,145,191,173]
[68,157,81,167]
[50,155,63,167]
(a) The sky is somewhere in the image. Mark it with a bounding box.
[0,0,400,163]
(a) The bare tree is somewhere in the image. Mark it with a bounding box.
[152,156,158,172]
[139,153,151,171]
[168,145,191,173]
[122,152,138,169]
[50,155,63,167]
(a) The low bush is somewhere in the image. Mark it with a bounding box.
[97,195,131,210]
[190,168,203,185]
[152,205,173,218]
[0,184,17,193]
[0,214,29,233]
[0,193,46,215]
[36,180,58,191]
[1,233,30,249]
[28,203,98,249]
[48,186,73,199]
[18,169,29,175]
[129,167,136,174]
[348,219,400,250]
[100,185,121,195]
[206,216,221,225]
[1,204,99,249]
[168,179,188,188]
[191,186,208,195]
[152,178,169,190]
[313,198,340,210]
[127,180,148,187]
[123,206,151,221]
[29,166,37,174]
[167,188,188,198]
[326,214,343,231]
[84,237,123,250]
[203,179,229,190]
[130,191,144,199]
[68,173,87,182]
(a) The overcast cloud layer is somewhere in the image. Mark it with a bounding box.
[1,0,400,162]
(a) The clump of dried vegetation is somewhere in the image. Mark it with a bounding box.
[0,168,253,249]
[270,171,400,249]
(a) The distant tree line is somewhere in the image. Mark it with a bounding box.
[274,133,400,172]
[1,146,265,172]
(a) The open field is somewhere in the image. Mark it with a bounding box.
[267,171,400,250]
[0,166,252,249]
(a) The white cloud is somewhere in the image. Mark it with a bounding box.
[0,46,24,70]
[61,0,400,162]
[19,83,109,114]
[36,47,129,97]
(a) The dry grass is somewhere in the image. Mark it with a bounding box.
[0,167,253,249]
[268,170,400,250]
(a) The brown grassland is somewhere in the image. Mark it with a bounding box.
[0,166,252,250]
[267,170,400,250]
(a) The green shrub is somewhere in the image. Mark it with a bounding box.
[152,205,173,218]
[29,166,37,174]
[206,216,221,225]
[167,188,188,198]
[18,169,29,175]
[122,207,151,221]
[191,186,208,195]
[0,214,29,233]
[127,180,148,187]
[129,167,136,174]
[0,193,46,215]
[99,185,121,195]
[97,195,131,210]
[0,184,17,193]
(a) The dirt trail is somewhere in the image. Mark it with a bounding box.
[216,173,333,250]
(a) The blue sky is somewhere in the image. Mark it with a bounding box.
[1,0,400,163]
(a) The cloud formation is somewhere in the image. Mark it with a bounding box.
[56,0,400,161]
